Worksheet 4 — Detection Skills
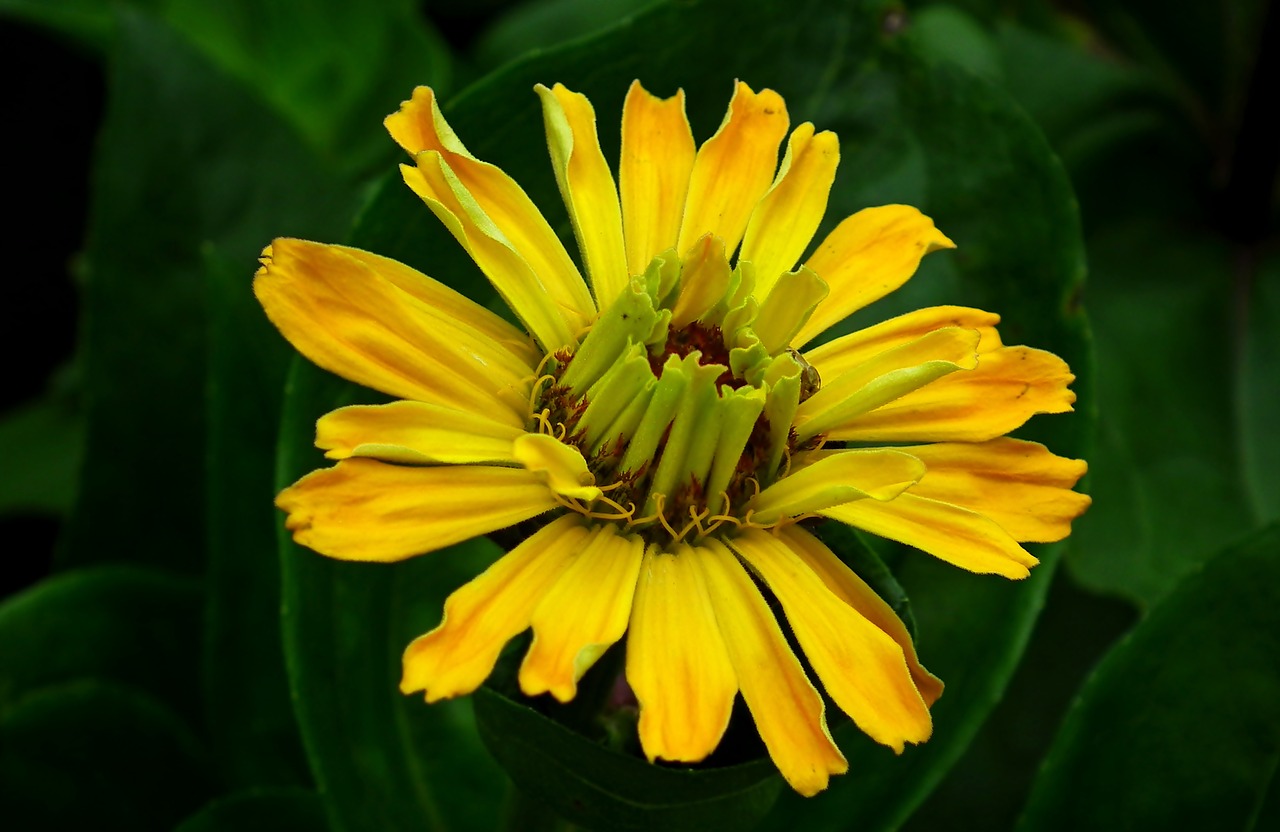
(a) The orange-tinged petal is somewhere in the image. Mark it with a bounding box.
[626,543,737,764]
[255,239,531,422]
[520,525,644,701]
[401,158,580,352]
[730,530,932,751]
[740,123,840,298]
[822,494,1039,579]
[333,244,539,366]
[777,526,943,706]
[749,449,925,525]
[387,87,596,329]
[795,327,980,442]
[796,205,956,347]
[697,539,848,797]
[316,401,522,465]
[805,306,1002,380]
[892,438,1091,542]
[829,345,1076,443]
[401,516,589,701]
[538,83,629,306]
[677,81,789,257]
[276,459,556,562]
[620,82,696,276]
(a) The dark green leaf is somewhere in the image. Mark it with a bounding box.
[473,0,657,71]
[907,4,1002,83]
[0,680,213,830]
[277,359,507,832]
[1238,255,1280,523]
[0,394,83,517]
[61,10,359,574]
[174,788,327,832]
[203,248,318,788]
[162,0,453,172]
[1071,0,1267,124]
[1019,524,1280,830]
[1066,221,1256,606]
[474,685,781,832]
[992,19,1202,232]
[0,0,158,49]
[0,565,202,723]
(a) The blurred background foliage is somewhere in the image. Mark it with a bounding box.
[1,0,1276,829]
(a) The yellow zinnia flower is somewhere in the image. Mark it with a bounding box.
[256,80,1090,797]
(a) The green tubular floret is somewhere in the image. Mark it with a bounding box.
[577,341,654,450]
[559,277,659,395]
[645,355,725,513]
[703,386,767,514]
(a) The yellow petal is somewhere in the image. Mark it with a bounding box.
[749,449,926,525]
[387,86,595,344]
[537,83,629,306]
[255,239,532,422]
[401,158,580,352]
[822,493,1039,579]
[796,206,956,347]
[829,345,1076,443]
[795,327,980,442]
[778,526,943,706]
[697,539,848,797]
[740,123,840,298]
[626,543,737,763]
[276,458,556,561]
[677,81,790,257]
[332,244,539,367]
[669,234,732,328]
[401,515,589,701]
[316,401,522,465]
[512,433,602,501]
[805,305,1002,380]
[730,530,932,751]
[891,438,1091,542]
[520,525,644,702]
[620,82,696,276]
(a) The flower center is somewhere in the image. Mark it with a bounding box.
[525,242,828,544]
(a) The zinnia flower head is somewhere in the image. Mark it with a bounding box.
[256,80,1090,796]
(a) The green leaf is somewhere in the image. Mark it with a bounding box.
[0,680,213,830]
[60,10,360,574]
[1070,0,1267,125]
[203,248,319,788]
[174,788,327,832]
[0,0,159,49]
[473,0,657,71]
[991,19,1202,232]
[1019,524,1280,830]
[0,566,202,723]
[276,0,1088,827]
[162,0,453,171]
[0,393,83,517]
[1238,255,1280,523]
[474,685,781,831]
[277,360,507,832]
[907,4,1003,83]
[1066,221,1256,606]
